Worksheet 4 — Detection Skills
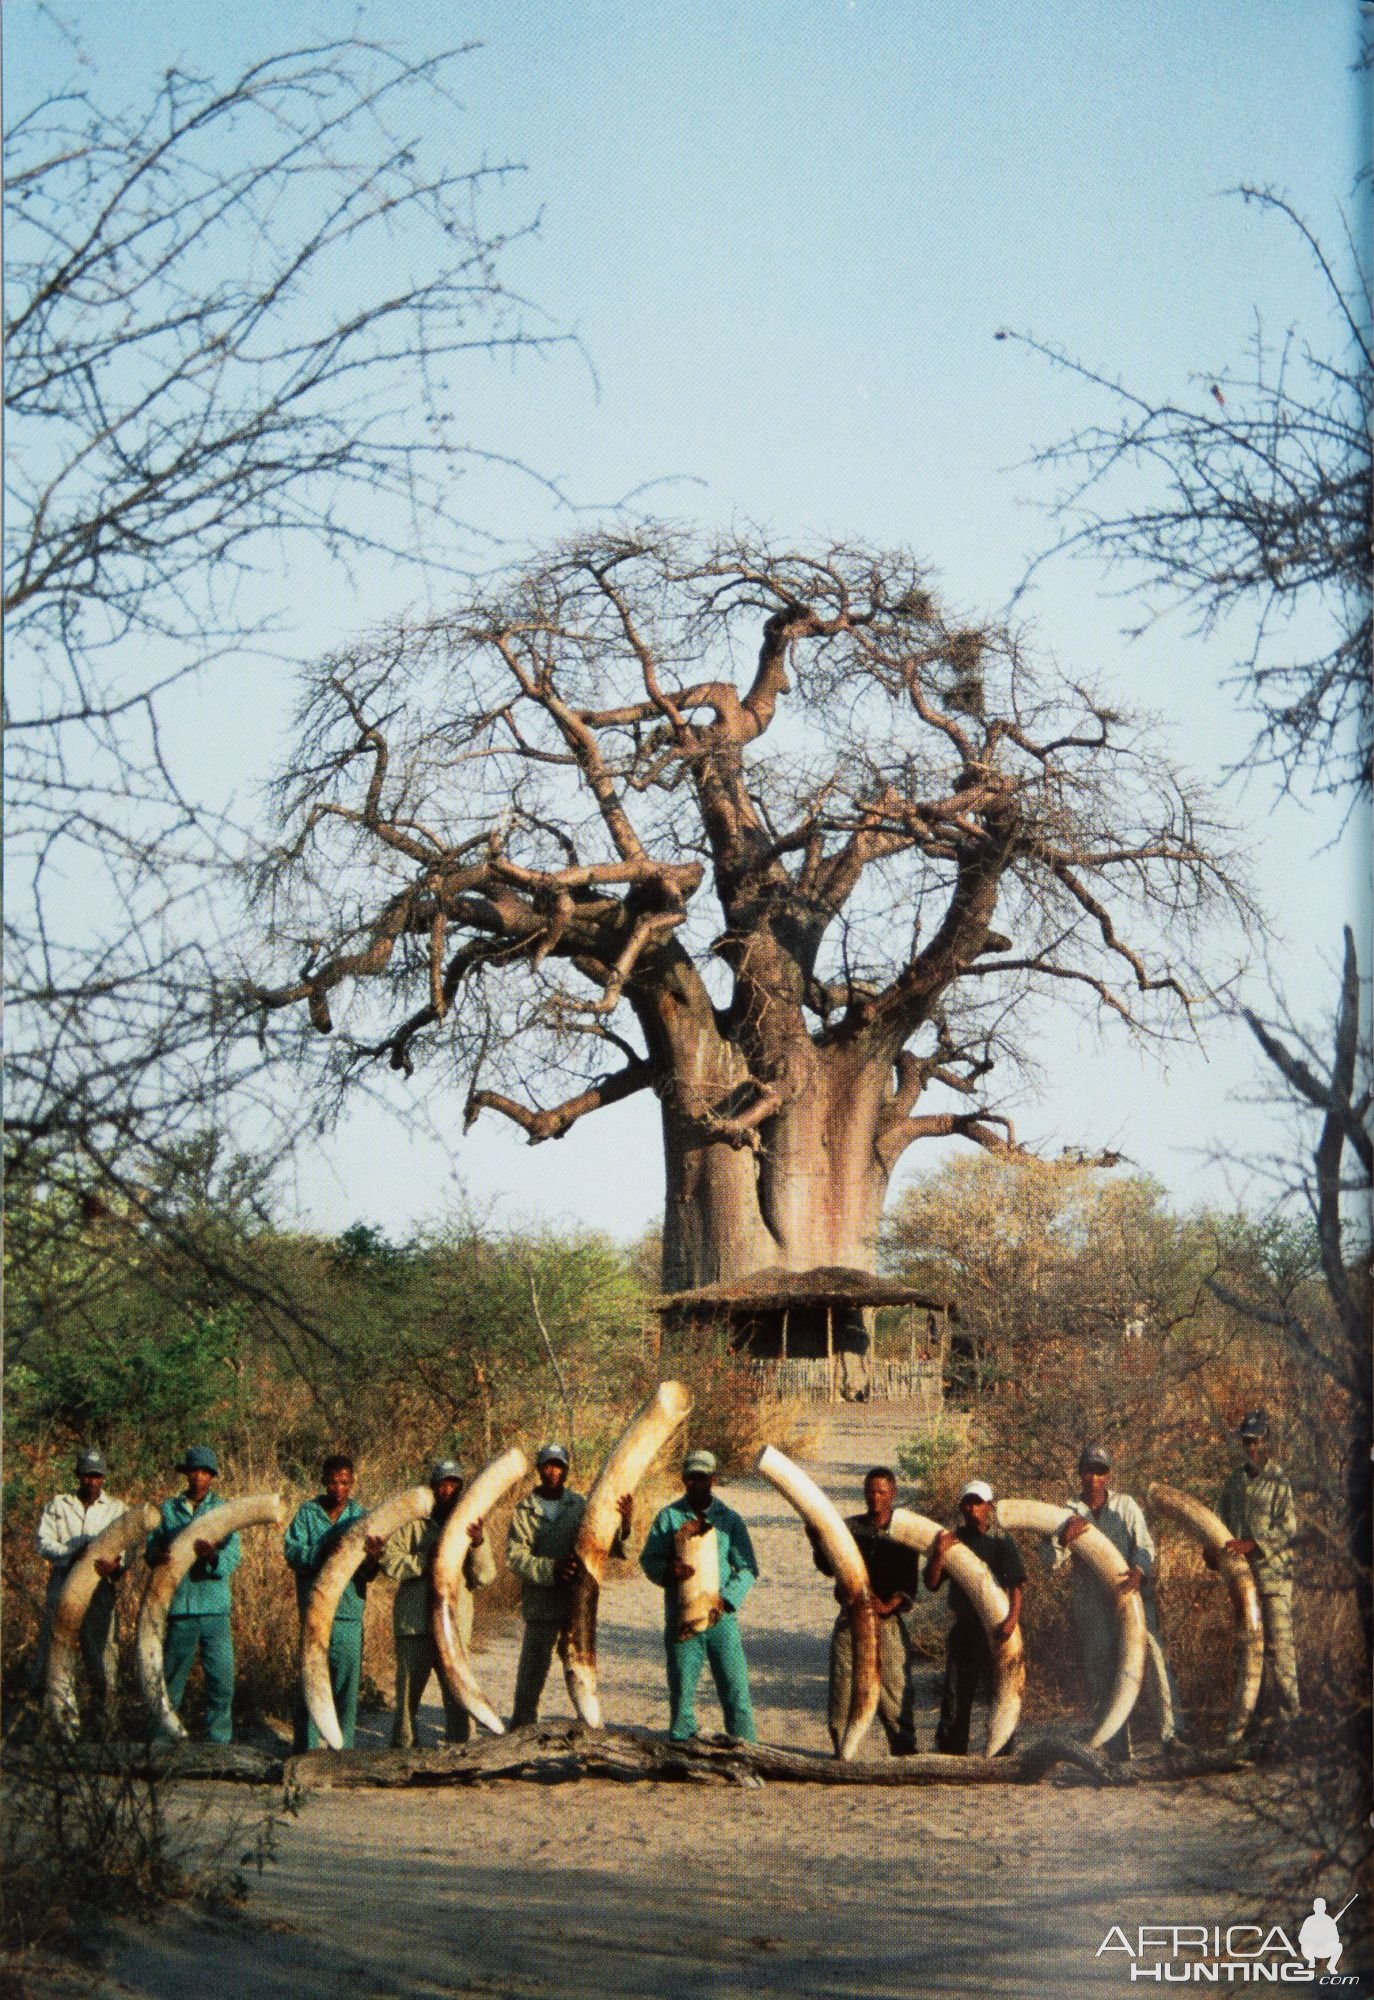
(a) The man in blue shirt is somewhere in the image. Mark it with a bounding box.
[145,1444,241,1743]
[284,1453,376,1750]
[640,1448,759,1743]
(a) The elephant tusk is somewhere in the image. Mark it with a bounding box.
[756,1446,879,1761]
[996,1498,1147,1750]
[564,1381,692,1728]
[46,1503,160,1740]
[300,1485,433,1751]
[431,1448,529,1737]
[888,1507,1024,1756]
[1147,1481,1263,1744]
[137,1494,287,1741]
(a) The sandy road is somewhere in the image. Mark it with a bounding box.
[22,1405,1344,2000]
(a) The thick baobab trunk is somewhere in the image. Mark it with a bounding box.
[660,1044,891,1291]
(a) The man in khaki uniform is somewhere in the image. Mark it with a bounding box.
[1216,1410,1300,1739]
[376,1457,494,1748]
[505,1442,632,1727]
[34,1447,127,1718]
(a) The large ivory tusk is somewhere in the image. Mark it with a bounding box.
[995,1498,1147,1749]
[757,1446,879,1761]
[46,1503,160,1739]
[137,1494,287,1741]
[431,1448,528,1737]
[302,1484,434,1751]
[888,1507,1024,1756]
[1147,1481,1263,1744]
[564,1381,692,1728]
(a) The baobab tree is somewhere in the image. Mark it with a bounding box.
[257,529,1238,1288]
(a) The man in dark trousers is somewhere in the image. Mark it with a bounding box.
[808,1465,920,1755]
[924,1478,1024,1755]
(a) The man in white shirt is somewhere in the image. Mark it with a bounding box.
[34,1447,128,1718]
[1048,1444,1184,1759]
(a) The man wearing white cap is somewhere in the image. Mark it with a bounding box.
[924,1479,1024,1755]
[34,1447,127,1719]
[640,1449,759,1743]
[506,1443,633,1727]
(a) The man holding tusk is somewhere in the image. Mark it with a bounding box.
[284,1453,377,1751]
[1215,1410,1300,1744]
[640,1448,759,1744]
[925,1478,1024,1756]
[144,1445,241,1743]
[807,1465,920,1756]
[506,1442,633,1727]
[33,1446,127,1725]
[378,1457,494,1749]
[1049,1444,1185,1761]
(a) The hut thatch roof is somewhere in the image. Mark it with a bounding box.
[651,1264,956,1317]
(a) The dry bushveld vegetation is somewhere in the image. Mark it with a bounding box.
[4,1325,812,1740]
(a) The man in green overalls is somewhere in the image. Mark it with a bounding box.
[284,1452,377,1750]
[640,1448,759,1743]
[145,1444,240,1743]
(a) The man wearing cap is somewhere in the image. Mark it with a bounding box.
[284,1453,378,1751]
[144,1445,241,1743]
[640,1449,759,1744]
[34,1447,128,1718]
[506,1443,633,1727]
[1050,1445,1184,1760]
[924,1480,1024,1756]
[1217,1411,1300,1735]
[808,1465,920,1756]
[377,1457,494,1749]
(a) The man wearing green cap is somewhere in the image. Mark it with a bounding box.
[377,1457,494,1749]
[640,1449,759,1743]
[506,1443,634,1727]
[1216,1411,1300,1736]
[34,1447,128,1718]
[145,1445,240,1743]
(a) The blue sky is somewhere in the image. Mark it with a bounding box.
[8,1,1369,1243]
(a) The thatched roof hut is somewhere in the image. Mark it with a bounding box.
[652,1264,955,1361]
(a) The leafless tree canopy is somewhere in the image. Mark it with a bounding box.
[4,36,559,1220]
[258,528,1240,1282]
[1009,190,1372,799]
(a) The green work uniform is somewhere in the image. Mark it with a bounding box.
[146,1491,241,1744]
[284,1494,369,1750]
[381,1514,495,1749]
[640,1494,759,1743]
[1217,1460,1300,1722]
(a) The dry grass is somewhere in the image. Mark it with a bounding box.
[2,1359,807,1740]
[0,1737,298,1953]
